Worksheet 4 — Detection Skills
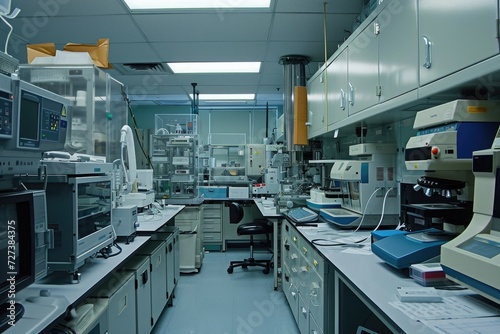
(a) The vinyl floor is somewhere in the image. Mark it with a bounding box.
[151,250,300,334]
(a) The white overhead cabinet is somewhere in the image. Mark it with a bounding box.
[327,47,349,127]
[418,0,499,86]
[378,0,418,103]
[347,0,418,116]
[324,0,418,130]
[347,17,380,116]
[306,69,327,139]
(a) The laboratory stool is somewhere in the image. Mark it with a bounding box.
[227,202,273,274]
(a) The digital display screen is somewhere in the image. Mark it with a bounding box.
[19,97,40,141]
[0,204,18,286]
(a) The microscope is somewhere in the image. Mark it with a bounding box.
[372,100,500,269]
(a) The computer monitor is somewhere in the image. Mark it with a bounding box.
[0,190,46,331]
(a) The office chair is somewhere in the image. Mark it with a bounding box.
[227,202,273,274]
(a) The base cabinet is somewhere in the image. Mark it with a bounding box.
[121,255,153,334]
[282,220,329,334]
[136,240,167,328]
[175,206,204,273]
[203,203,223,250]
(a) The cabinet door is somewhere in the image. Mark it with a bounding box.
[348,19,380,115]
[306,70,327,138]
[378,0,418,102]
[419,0,499,86]
[327,47,349,127]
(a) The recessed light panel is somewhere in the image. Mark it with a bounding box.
[124,0,271,10]
[169,62,261,74]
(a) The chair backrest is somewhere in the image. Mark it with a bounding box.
[229,202,244,224]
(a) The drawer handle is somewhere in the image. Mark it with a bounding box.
[313,259,318,267]
[301,307,307,315]
[302,247,307,254]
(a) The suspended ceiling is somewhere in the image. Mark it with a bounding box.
[2,0,364,106]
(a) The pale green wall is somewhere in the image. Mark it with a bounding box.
[129,104,281,146]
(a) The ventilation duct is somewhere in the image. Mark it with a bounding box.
[114,62,172,75]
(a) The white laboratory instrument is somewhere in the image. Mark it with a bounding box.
[406,99,500,172]
[120,125,154,208]
[319,143,399,228]
[112,205,138,244]
[372,101,500,270]
[306,187,342,211]
[441,128,500,304]
[252,145,285,195]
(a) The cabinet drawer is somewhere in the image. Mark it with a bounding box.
[203,203,221,210]
[309,270,325,332]
[298,293,309,334]
[203,232,222,242]
[176,207,201,220]
[203,218,221,225]
[204,209,221,218]
[203,223,221,233]
[310,248,325,278]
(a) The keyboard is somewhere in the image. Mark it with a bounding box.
[286,207,319,223]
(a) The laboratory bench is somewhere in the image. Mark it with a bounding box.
[136,204,185,234]
[9,237,150,334]
[7,205,186,334]
[254,198,283,291]
[282,217,500,334]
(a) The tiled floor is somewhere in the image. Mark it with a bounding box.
[151,250,300,334]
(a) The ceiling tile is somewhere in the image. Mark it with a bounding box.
[275,0,363,14]
[151,41,268,62]
[109,43,162,63]
[11,16,147,45]
[133,13,273,42]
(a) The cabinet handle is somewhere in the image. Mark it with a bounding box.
[301,307,307,315]
[348,82,355,106]
[340,89,346,110]
[422,36,432,69]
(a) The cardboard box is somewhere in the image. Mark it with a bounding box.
[27,38,111,69]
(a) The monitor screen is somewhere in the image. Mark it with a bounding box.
[0,191,35,330]
[19,95,40,142]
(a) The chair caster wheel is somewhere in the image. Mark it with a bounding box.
[227,267,233,274]
[263,267,270,274]
[242,264,248,269]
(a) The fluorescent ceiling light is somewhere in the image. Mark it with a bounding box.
[192,94,255,101]
[124,0,271,10]
[169,62,261,74]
